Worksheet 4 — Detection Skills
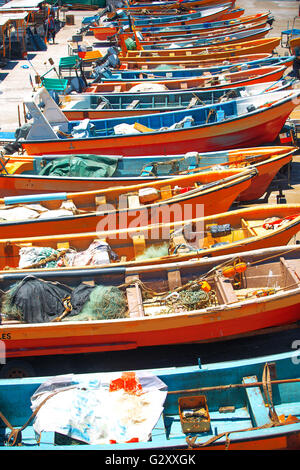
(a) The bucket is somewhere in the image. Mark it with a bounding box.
[66,14,75,25]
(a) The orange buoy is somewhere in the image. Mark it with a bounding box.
[200,281,211,292]
[235,262,247,274]
[222,265,236,278]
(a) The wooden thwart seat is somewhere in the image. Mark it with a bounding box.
[215,274,238,304]
[126,99,140,110]
[243,375,271,427]
[125,275,145,318]
[280,257,300,286]
[241,218,256,237]
[168,269,182,290]
[96,101,108,110]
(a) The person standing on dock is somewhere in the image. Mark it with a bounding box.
[45,15,56,44]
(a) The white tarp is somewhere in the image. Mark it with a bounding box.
[31,371,168,445]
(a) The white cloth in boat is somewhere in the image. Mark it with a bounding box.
[31,371,168,445]
[0,201,78,222]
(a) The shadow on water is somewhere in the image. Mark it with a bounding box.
[14,324,300,378]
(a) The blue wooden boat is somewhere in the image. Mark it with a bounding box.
[133,12,272,35]
[60,80,294,120]
[1,349,300,449]
[92,12,271,41]
[103,4,232,27]
[94,56,294,81]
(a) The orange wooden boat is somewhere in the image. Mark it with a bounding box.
[1,243,300,363]
[0,146,294,201]
[120,21,270,45]
[118,24,272,51]
[0,168,255,239]
[120,52,273,69]
[0,203,299,275]
[84,65,287,94]
[118,38,281,63]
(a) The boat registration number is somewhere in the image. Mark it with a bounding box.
[0,333,11,340]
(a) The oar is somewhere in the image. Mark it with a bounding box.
[168,377,300,395]
[260,73,295,93]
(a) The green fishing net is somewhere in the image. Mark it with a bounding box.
[135,243,169,261]
[1,282,23,321]
[64,285,128,321]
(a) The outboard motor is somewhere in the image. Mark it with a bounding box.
[3,123,32,155]
[65,77,86,94]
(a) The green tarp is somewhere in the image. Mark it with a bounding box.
[39,154,120,178]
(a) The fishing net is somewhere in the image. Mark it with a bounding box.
[135,243,169,261]
[175,289,211,310]
[0,278,128,323]
[64,285,128,321]
[0,276,72,323]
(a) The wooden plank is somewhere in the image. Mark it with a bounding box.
[132,234,146,258]
[215,275,238,304]
[280,257,300,286]
[126,99,140,110]
[243,375,271,427]
[160,185,173,200]
[186,96,199,109]
[168,269,182,290]
[95,196,106,207]
[57,242,69,250]
[96,101,108,110]
[125,275,144,318]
